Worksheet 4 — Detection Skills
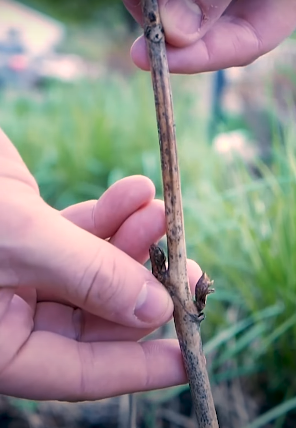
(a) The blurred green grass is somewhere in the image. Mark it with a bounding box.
[1,71,296,426]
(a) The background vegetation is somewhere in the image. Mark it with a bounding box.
[1,2,296,427]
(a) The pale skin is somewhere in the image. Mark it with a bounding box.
[1,0,296,402]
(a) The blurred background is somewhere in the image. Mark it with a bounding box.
[1,0,296,427]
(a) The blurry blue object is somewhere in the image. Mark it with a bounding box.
[209,69,227,141]
[0,28,25,55]
[0,28,27,89]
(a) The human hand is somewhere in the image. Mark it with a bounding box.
[123,0,296,73]
[0,129,202,401]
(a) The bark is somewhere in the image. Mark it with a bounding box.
[141,1,219,426]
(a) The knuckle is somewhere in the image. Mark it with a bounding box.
[0,291,33,380]
[72,307,84,341]
[75,342,96,400]
[139,341,153,390]
[0,203,39,288]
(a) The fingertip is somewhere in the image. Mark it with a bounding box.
[187,259,203,295]
[138,175,156,199]
[107,175,156,201]
[164,29,201,49]
[94,175,156,239]
[134,280,174,324]
[140,339,187,387]
[159,0,203,48]
[143,198,166,240]
[130,36,150,71]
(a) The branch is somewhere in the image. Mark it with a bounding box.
[141,1,219,427]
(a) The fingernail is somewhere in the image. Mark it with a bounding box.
[134,281,173,323]
[163,0,202,36]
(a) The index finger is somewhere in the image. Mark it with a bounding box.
[0,332,186,400]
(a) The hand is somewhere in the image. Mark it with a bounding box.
[123,0,296,73]
[0,129,201,401]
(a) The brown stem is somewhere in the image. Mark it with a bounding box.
[141,1,219,427]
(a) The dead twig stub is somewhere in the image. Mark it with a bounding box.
[141,0,219,426]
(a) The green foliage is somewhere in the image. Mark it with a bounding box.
[244,397,296,428]
[2,71,296,425]
[20,0,135,27]
[186,126,296,396]
[1,75,158,208]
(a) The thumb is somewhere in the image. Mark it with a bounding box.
[4,207,173,329]
[150,0,232,48]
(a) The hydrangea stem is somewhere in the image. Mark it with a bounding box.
[141,1,219,426]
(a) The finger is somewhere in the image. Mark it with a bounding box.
[34,301,153,341]
[61,175,155,239]
[0,291,34,374]
[34,262,202,343]
[158,0,232,48]
[110,199,165,264]
[0,332,186,400]
[7,207,173,329]
[131,18,248,73]
[62,193,201,275]
[37,195,166,304]
[187,259,202,294]
[131,17,260,73]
